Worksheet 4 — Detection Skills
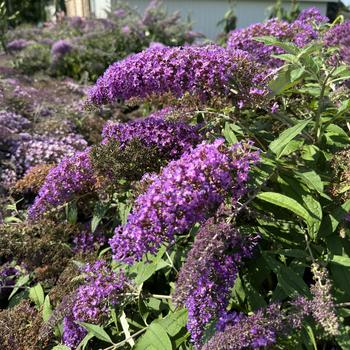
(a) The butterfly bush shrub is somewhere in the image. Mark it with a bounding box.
[2,6,350,350]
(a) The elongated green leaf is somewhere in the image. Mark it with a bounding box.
[305,324,318,350]
[269,119,310,158]
[263,254,310,297]
[295,170,324,193]
[330,255,350,267]
[155,309,188,337]
[257,192,310,223]
[29,283,45,307]
[302,194,322,239]
[42,295,52,322]
[9,274,29,300]
[290,66,305,82]
[77,333,94,350]
[135,322,172,350]
[51,345,71,350]
[77,322,113,344]
[222,122,238,145]
[91,202,109,232]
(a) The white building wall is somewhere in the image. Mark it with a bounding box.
[91,0,330,39]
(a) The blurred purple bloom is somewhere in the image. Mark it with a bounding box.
[51,39,73,58]
[7,39,30,52]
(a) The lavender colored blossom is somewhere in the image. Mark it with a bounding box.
[51,39,73,58]
[28,149,96,220]
[109,140,260,264]
[101,110,201,159]
[113,8,126,18]
[62,316,87,349]
[174,219,258,346]
[88,45,265,106]
[309,263,339,336]
[227,18,317,68]
[63,260,129,348]
[72,260,128,322]
[149,41,166,49]
[7,39,30,52]
[324,21,350,64]
[14,133,87,171]
[202,303,305,350]
[0,110,30,136]
[0,264,19,291]
[296,7,328,24]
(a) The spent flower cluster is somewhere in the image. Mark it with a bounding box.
[174,219,259,346]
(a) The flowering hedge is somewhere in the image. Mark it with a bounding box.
[1,6,350,350]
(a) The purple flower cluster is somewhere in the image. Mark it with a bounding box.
[227,17,317,68]
[63,260,129,348]
[296,7,328,24]
[202,303,305,350]
[202,304,287,350]
[174,219,258,346]
[109,140,260,263]
[0,110,30,141]
[51,39,73,59]
[28,149,96,220]
[88,45,264,106]
[13,133,87,171]
[324,20,350,64]
[7,39,30,52]
[62,316,87,349]
[101,110,202,159]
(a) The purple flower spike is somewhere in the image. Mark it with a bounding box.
[88,45,265,106]
[109,140,260,264]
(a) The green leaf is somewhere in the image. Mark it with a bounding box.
[269,119,310,158]
[76,333,94,350]
[65,202,78,224]
[91,202,109,232]
[29,283,45,307]
[329,198,350,232]
[295,170,324,193]
[330,255,350,267]
[134,262,158,286]
[118,202,132,225]
[135,322,172,350]
[51,345,71,350]
[263,253,310,297]
[336,324,350,349]
[290,66,305,82]
[132,246,167,285]
[222,122,238,145]
[8,274,30,300]
[257,192,310,223]
[302,194,322,239]
[304,324,318,350]
[278,139,303,158]
[77,322,113,344]
[155,309,188,337]
[43,295,52,322]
